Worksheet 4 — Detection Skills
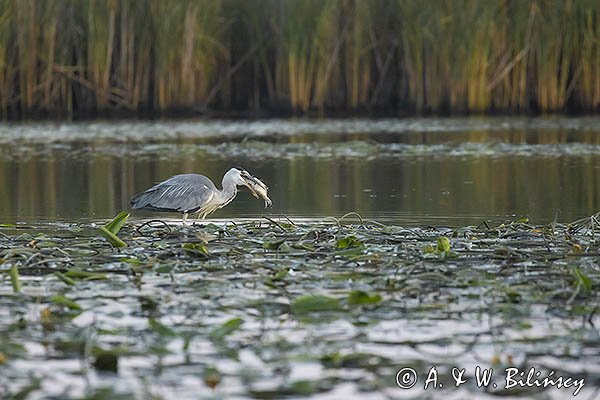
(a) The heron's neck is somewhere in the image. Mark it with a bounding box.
[218,177,238,205]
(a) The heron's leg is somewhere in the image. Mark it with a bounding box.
[182,213,189,225]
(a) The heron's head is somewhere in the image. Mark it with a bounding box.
[226,167,256,191]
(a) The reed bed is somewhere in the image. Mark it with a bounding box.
[0,0,599,118]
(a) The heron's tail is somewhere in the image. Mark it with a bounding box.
[129,192,147,209]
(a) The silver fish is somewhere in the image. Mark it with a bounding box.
[245,174,272,208]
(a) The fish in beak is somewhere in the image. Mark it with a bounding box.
[240,171,272,208]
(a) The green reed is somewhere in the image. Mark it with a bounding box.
[0,0,599,118]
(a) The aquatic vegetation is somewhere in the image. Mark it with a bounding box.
[97,211,130,247]
[0,214,599,397]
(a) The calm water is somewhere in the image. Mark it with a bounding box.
[2,117,600,225]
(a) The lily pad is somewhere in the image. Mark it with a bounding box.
[291,295,342,314]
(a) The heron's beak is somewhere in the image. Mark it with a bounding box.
[240,172,260,198]
[244,180,260,198]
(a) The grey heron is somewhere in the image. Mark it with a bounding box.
[130,167,271,223]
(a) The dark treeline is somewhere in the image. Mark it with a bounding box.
[0,0,599,119]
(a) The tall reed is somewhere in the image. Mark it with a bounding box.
[0,0,598,118]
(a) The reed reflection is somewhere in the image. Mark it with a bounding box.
[2,144,600,225]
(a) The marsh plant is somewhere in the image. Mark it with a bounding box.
[0,0,599,118]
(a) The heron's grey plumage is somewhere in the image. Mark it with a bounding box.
[129,167,269,222]
[130,174,216,214]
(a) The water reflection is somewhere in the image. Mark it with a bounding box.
[2,118,600,225]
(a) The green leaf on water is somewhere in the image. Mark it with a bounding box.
[209,317,244,340]
[105,211,130,235]
[503,288,521,303]
[291,295,342,314]
[53,271,75,285]
[120,257,144,266]
[263,238,286,250]
[51,295,82,310]
[10,264,21,293]
[64,268,107,280]
[424,236,454,258]
[154,264,175,274]
[271,269,289,281]
[204,223,221,232]
[573,267,593,293]
[289,380,320,395]
[98,226,127,247]
[148,318,176,336]
[335,235,364,250]
[423,244,435,254]
[436,236,451,253]
[347,290,382,305]
[182,242,209,257]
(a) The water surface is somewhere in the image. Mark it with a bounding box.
[2,117,600,225]
[1,118,599,400]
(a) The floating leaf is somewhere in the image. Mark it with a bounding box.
[288,380,321,395]
[436,236,451,253]
[263,238,286,250]
[51,295,82,310]
[209,317,243,340]
[154,264,175,274]
[105,211,130,235]
[64,268,107,280]
[271,269,289,281]
[53,271,75,285]
[423,245,435,254]
[347,290,382,305]
[182,242,209,257]
[120,257,144,266]
[148,318,176,336]
[335,235,364,250]
[424,236,454,258]
[291,295,342,314]
[503,288,521,303]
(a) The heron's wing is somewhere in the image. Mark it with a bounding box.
[130,174,216,213]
